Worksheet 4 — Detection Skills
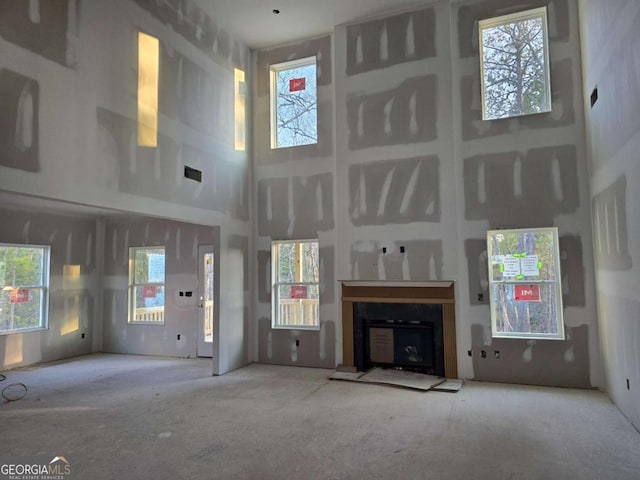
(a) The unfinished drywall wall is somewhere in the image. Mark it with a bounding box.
[102,217,218,359]
[463,145,580,226]
[579,0,640,428]
[334,2,459,376]
[449,0,599,387]
[0,69,39,172]
[349,156,440,225]
[253,34,337,368]
[0,206,98,369]
[0,0,79,68]
[0,0,250,224]
[346,8,436,75]
[326,0,600,387]
[0,0,253,374]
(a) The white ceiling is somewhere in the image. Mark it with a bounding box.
[196,0,432,49]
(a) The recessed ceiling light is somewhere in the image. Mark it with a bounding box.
[272,9,280,14]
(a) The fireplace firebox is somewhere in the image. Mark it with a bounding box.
[353,302,445,376]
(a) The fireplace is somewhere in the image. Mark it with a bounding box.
[353,302,444,376]
[340,281,457,378]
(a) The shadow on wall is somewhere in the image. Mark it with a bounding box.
[592,175,632,270]
[0,0,79,68]
[132,0,247,68]
[97,108,248,219]
[158,43,234,139]
[258,318,336,369]
[470,324,591,388]
[0,69,39,172]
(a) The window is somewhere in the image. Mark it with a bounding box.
[129,247,165,324]
[137,31,159,147]
[0,244,50,333]
[272,240,319,329]
[487,228,564,340]
[270,56,317,148]
[479,7,551,120]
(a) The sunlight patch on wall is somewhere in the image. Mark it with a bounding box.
[137,32,159,147]
[63,264,80,290]
[3,334,23,366]
[234,68,246,151]
[61,295,80,336]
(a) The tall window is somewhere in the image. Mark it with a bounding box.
[0,244,50,333]
[129,247,165,324]
[487,228,564,340]
[272,240,319,329]
[137,31,159,147]
[479,7,551,120]
[270,56,317,149]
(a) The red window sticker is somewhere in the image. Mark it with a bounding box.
[142,286,157,298]
[289,78,306,92]
[514,285,541,302]
[10,289,29,304]
[291,286,308,299]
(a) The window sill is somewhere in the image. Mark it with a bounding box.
[492,333,565,341]
[0,327,48,336]
[272,325,320,332]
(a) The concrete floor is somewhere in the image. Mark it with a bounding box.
[1,354,639,480]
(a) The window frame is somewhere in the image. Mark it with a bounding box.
[128,246,166,325]
[486,227,565,340]
[0,243,50,335]
[269,55,318,149]
[478,6,552,121]
[271,239,320,330]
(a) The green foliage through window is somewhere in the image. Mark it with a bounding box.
[0,244,49,333]
[487,228,564,339]
[129,247,165,324]
[272,240,320,329]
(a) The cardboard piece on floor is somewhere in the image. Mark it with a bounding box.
[329,371,365,381]
[431,379,463,392]
[356,367,446,391]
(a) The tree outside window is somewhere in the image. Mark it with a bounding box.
[0,244,49,333]
[487,228,564,340]
[272,240,319,329]
[479,7,551,120]
[270,56,317,148]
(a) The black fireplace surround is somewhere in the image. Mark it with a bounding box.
[353,302,445,377]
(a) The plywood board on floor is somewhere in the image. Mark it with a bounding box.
[329,371,365,381]
[432,379,463,392]
[356,368,446,391]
